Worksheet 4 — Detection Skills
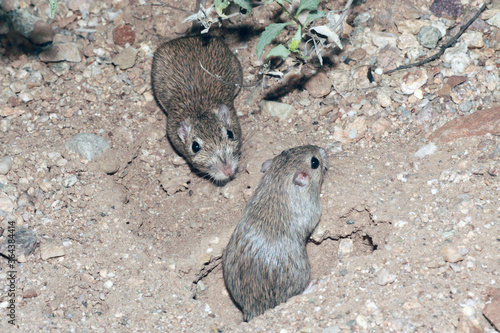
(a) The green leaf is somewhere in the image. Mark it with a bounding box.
[233,0,252,14]
[288,26,301,52]
[304,10,325,25]
[265,44,290,59]
[48,0,58,19]
[214,0,229,17]
[296,0,321,17]
[256,22,292,58]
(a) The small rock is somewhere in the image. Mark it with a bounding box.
[429,106,500,143]
[305,72,331,98]
[442,42,470,74]
[371,31,398,49]
[371,117,391,135]
[112,46,138,70]
[63,175,78,188]
[375,268,396,286]
[2,0,20,12]
[103,280,113,289]
[0,156,13,175]
[261,101,295,120]
[0,197,15,213]
[113,25,135,46]
[39,43,82,63]
[483,296,500,330]
[400,68,428,95]
[414,142,437,158]
[23,289,38,298]
[338,239,354,258]
[440,244,464,263]
[397,33,419,49]
[40,241,65,260]
[65,133,110,161]
[349,48,367,61]
[197,281,207,293]
[333,117,367,143]
[355,315,368,329]
[430,0,463,18]
[0,228,37,258]
[461,31,484,49]
[17,192,34,208]
[417,26,442,49]
[486,12,500,29]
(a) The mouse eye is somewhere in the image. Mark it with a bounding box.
[311,157,320,169]
[192,141,201,153]
[226,129,234,140]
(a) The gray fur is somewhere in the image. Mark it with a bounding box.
[223,145,327,322]
[151,36,243,182]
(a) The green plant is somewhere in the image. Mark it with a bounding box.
[181,0,351,65]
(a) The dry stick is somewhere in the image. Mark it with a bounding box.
[384,3,488,75]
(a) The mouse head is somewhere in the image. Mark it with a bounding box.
[261,145,327,191]
[177,104,242,183]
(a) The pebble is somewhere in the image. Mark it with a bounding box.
[461,31,484,49]
[337,239,354,258]
[355,314,368,329]
[0,228,37,258]
[104,280,114,289]
[23,289,39,298]
[486,12,500,29]
[112,46,138,70]
[159,173,190,196]
[375,268,396,286]
[65,133,110,161]
[261,101,295,120]
[429,0,463,18]
[63,175,78,188]
[483,295,500,330]
[397,33,419,49]
[414,142,437,158]
[400,68,428,95]
[40,241,66,260]
[442,42,470,74]
[113,25,136,46]
[371,117,391,135]
[0,156,13,175]
[429,106,500,142]
[417,26,442,49]
[440,244,464,263]
[39,43,82,63]
[0,197,15,212]
[305,72,331,98]
[371,31,398,49]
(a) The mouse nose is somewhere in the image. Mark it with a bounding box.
[221,163,234,177]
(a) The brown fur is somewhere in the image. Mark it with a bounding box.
[151,36,243,182]
[223,145,327,321]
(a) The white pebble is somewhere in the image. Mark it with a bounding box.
[104,280,113,289]
[414,143,437,158]
[375,268,396,286]
[0,156,13,175]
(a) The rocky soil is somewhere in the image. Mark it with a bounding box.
[0,0,499,332]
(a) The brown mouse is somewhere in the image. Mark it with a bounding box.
[151,35,243,183]
[222,145,328,322]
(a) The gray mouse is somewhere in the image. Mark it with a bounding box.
[222,145,328,321]
[151,35,243,183]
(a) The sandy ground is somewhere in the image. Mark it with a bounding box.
[0,0,499,332]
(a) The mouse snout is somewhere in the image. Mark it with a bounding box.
[220,163,234,177]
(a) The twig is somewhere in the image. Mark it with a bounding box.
[199,61,260,89]
[384,3,488,74]
[330,0,354,33]
[276,2,304,29]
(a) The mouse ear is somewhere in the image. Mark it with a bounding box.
[260,158,273,173]
[217,104,231,125]
[178,121,191,144]
[293,170,310,187]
